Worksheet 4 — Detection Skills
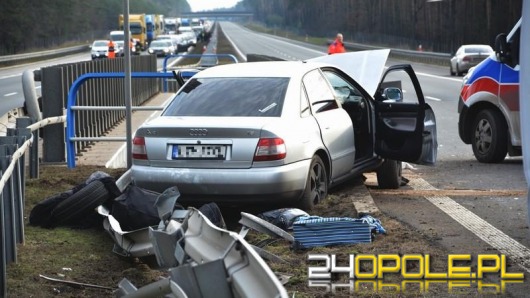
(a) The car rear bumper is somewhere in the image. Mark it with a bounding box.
[130,160,311,202]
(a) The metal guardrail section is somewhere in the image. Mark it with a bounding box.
[0,117,34,297]
[65,72,173,168]
[0,45,89,67]
[342,41,451,66]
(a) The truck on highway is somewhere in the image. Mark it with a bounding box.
[119,14,147,50]
[145,14,155,45]
[164,17,180,34]
[155,14,165,36]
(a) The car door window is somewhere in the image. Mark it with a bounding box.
[302,69,338,113]
[322,71,364,105]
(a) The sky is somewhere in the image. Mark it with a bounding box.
[187,0,241,12]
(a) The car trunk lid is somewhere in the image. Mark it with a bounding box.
[137,117,276,168]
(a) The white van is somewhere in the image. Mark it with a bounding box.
[457,18,521,163]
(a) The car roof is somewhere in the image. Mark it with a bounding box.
[194,60,321,79]
[194,50,390,96]
[460,44,492,49]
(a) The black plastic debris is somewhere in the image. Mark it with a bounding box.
[257,208,309,231]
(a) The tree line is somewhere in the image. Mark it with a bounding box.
[1,0,522,56]
[0,0,190,55]
[238,0,522,53]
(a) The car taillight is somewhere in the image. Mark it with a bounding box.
[132,136,147,160]
[463,56,471,62]
[253,138,286,161]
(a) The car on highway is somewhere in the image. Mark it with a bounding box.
[178,26,197,47]
[130,50,438,210]
[114,39,139,56]
[450,44,493,76]
[156,34,187,53]
[90,40,108,60]
[114,40,125,57]
[147,40,175,57]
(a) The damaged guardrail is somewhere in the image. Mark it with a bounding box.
[95,183,289,297]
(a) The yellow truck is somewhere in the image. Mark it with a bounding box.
[119,14,147,50]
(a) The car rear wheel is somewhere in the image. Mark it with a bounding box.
[450,64,455,76]
[376,159,402,189]
[299,155,328,211]
[456,64,463,76]
[471,109,508,163]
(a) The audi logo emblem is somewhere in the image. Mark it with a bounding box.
[189,128,208,136]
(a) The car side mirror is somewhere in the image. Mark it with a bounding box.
[381,87,403,102]
[494,33,510,64]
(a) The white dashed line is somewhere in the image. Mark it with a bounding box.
[408,177,530,273]
[425,96,441,101]
[4,92,17,97]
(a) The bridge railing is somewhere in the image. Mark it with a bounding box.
[38,55,159,164]
[64,72,175,168]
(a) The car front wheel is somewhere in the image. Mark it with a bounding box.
[471,109,508,163]
[299,155,328,211]
[376,159,402,189]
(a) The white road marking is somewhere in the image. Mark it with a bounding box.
[0,74,21,80]
[426,96,442,101]
[415,71,464,83]
[4,92,17,97]
[408,177,530,273]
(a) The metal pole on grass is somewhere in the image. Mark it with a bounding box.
[124,0,133,168]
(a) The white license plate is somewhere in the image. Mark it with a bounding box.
[172,144,226,160]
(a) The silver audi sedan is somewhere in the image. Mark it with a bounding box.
[131,50,437,210]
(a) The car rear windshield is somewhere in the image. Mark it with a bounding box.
[465,46,492,53]
[151,41,170,47]
[163,77,288,117]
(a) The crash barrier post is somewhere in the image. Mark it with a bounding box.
[0,119,35,297]
[161,54,238,92]
[65,72,175,169]
[38,55,158,164]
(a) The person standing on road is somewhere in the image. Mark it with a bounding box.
[107,39,116,59]
[328,33,346,55]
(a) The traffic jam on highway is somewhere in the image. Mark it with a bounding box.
[1,6,529,298]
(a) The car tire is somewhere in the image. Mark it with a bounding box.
[50,180,112,226]
[450,64,455,76]
[456,64,463,76]
[376,159,402,189]
[299,155,328,211]
[471,109,508,163]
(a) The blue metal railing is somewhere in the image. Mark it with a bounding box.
[65,72,174,168]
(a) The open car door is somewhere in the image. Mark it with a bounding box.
[374,64,437,165]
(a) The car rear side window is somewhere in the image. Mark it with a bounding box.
[163,77,288,117]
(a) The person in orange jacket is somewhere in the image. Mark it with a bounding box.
[107,39,116,59]
[328,33,346,55]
